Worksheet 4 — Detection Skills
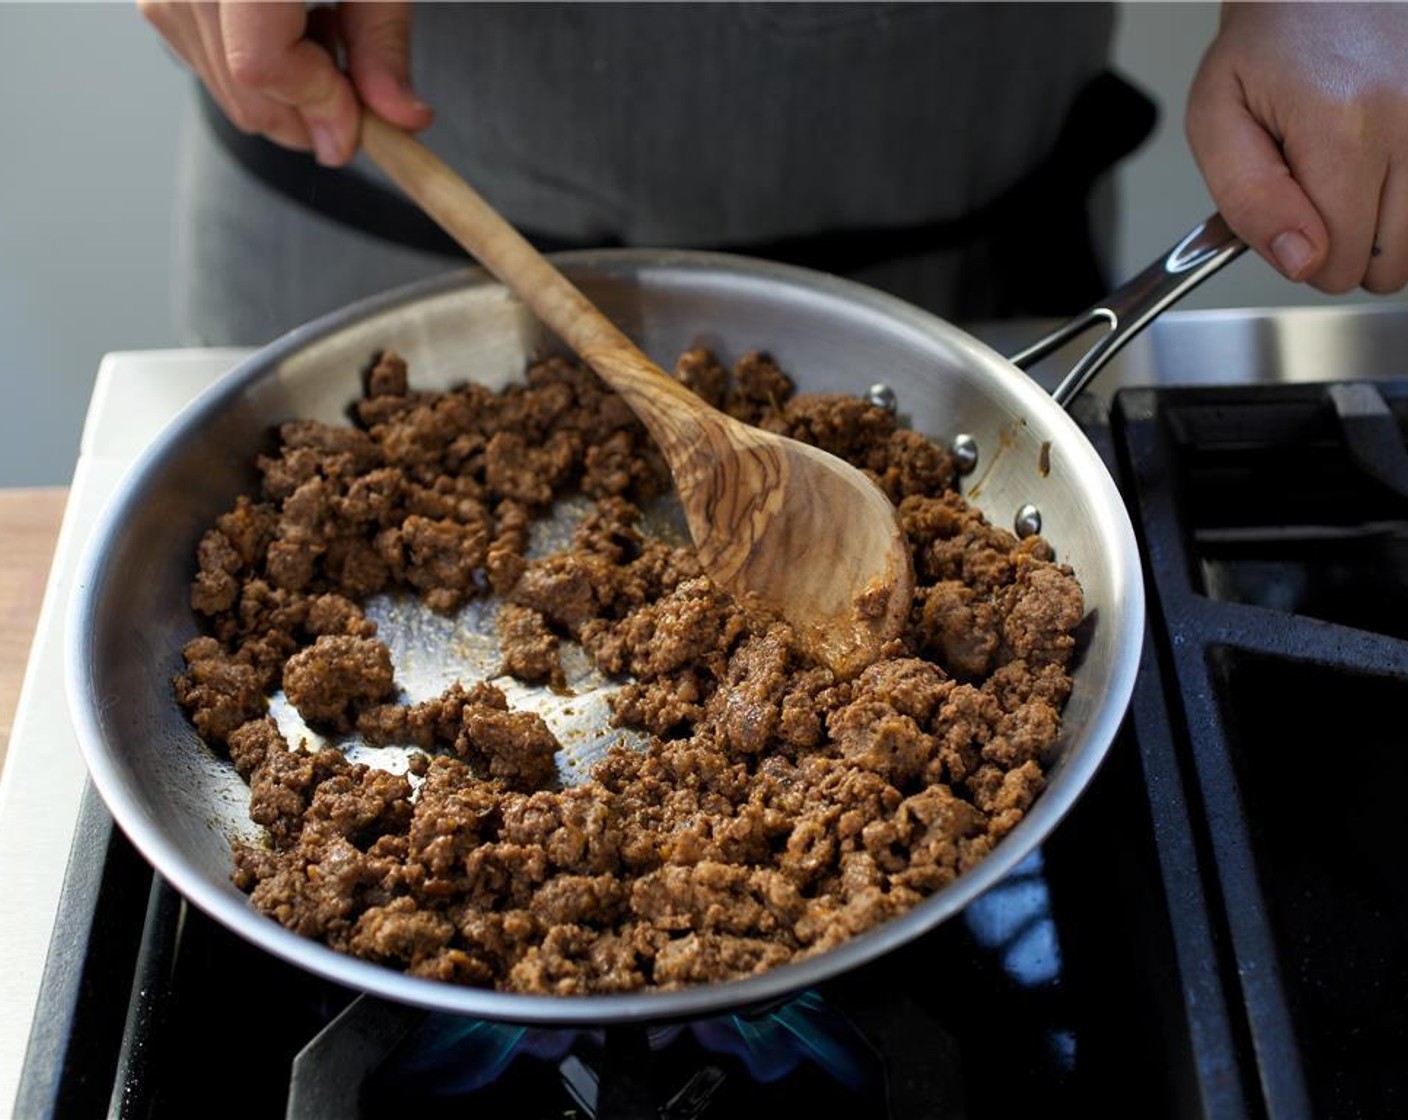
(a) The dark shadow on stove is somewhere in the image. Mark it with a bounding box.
[1208,647,1408,1120]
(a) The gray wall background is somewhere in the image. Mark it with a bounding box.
[0,2,1399,486]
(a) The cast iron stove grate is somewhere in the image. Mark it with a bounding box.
[1110,380,1408,1120]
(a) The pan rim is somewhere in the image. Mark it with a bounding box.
[65,248,1144,1024]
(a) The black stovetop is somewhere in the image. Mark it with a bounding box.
[19,381,1408,1120]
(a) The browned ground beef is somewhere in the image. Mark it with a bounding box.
[176,347,1084,993]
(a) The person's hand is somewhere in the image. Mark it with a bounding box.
[1187,2,1408,295]
[138,1,432,167]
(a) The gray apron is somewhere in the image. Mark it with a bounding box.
[174,2,1119,346]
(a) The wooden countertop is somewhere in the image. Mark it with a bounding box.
[0,488,68,775]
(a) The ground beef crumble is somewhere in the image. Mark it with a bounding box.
[175,347,1084,993]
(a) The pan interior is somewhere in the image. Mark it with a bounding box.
[69,252,1142,1021]
[268,493,687,785]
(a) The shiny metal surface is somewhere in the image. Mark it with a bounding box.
[1011,214,1246,406]
[974,300,1408,402]
[266,490,668,790]
[863,382,897,413]
[950,433,980,474]
[66,251,1144,1024]
[1013,503,1043,540]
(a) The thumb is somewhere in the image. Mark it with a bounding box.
[340,2,433,131]
[1186,70,1328,282]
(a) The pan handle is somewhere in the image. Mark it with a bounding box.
[1008,213,1246,409]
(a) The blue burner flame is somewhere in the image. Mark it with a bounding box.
[690,990,872,1089]
[380,1016,577,1095]
[963,850,1063,988]
[372,990,874,1100]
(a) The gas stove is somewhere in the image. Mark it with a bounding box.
[5,305,1408,1119]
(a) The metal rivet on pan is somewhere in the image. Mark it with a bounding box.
[951,433,979,474]
[1014,503,1042,539]
[864,382,897,413]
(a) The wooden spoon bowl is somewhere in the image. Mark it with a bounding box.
[360,113,914,677]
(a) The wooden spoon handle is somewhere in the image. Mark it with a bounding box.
[359,112,912,678]
[359,113,699,434]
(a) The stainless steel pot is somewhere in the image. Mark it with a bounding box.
[66,217,1241,1023]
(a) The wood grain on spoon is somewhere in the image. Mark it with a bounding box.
[360,112,914,677]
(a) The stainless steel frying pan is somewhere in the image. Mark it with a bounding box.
[66,216,1243,1024]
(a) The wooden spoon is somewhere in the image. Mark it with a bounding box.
[360,113,914,678]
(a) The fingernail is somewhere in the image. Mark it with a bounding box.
[309,123,341,167]
[1271,230,1315,279]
